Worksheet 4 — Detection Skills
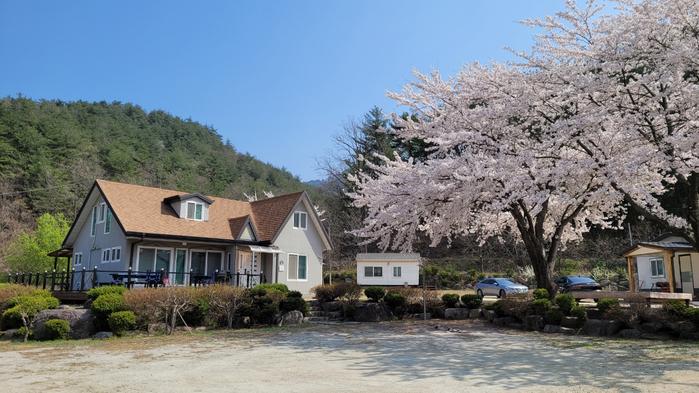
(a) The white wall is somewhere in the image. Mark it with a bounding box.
[635,254,667,290]
[272,200,325,294]
[356,261,419,286]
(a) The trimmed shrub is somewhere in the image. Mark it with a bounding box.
[108,311,137,336]
[529,298,552,315]
[570,305,587,320]
[311,285,338,303]
[3,294,59,341]
[364,287,386,302]
[255,283,289,294]
[460,294,483,309]
[86,286,126,301]
[486,300,505,316]
[532,288,549,300]
[544,308,564,325]
[1,306,23,330]
[287,291,303,298]
[384,292,406,311]
[387,287,422,305]
[596,298,620,314]
[441,293,460,308]
[554,293,576,315]
[91,293,127,317]
[44,319,71,340]
[279,296,308,315]
[338,283,362,303]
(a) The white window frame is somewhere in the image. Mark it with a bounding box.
[186,201,204,221]
[364,266,383,277]
[650,258,665,278]
[101,249,111,263]
[74,253,83,266]
[111,247,121,263]
[293,211,307,230]
[90,206,97,237]
[393,266,402,277]
[104,208,112,234]
[97,202,106,223]
[286,253,308,281]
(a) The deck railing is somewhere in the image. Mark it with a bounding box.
[2,267,265,292]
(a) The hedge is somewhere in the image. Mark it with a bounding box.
[44,319,71,340]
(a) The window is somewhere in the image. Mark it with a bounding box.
[90,206,97,237]
[111,247,121,262]
[186,201,204,220]
[650,258,665,277]
[98,202,106,223]
[74,253,83,266]
[293,212,307,229]
[393,266,402,277]
[288,254,307,280]
[364,266,383,277]
[102,249,111,263]
[104,208,112,234]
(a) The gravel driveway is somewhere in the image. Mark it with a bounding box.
[1,320,699,392]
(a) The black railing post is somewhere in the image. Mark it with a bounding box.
[51,270,56,291]
[246,272,250,288]
[91,266,98,288]
[127,266,132,289]
[42,271,47,289]
[35,272,41,288]
[80,267,86,292]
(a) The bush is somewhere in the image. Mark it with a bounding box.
[91,293,127,317]
[279,296,307,315]
[486,300,505,316]
[338,283,362,303]
[86,285,126,301]
[441,293,460,308]
[533,288,549,300]
[287,291,303,298]
[108,311,137,336]
[570,305,587,320]
[554,293,576,315]
[312,284,341,303]
[0,284,35,308]
[460,294,482,309]
[364,287,386,302]
[43,319,71,340]
[596,298,620,314]
[529,298,552,315]
[545,308,564,325]
[3,294,59,341]
[384,292,406,310]
[1,306,22,329]
[255,283,289,294]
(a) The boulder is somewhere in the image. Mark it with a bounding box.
[667,321,695,336]
[618,329,642,339]
[483,310,497,322]
[353,303,391,322]
[278,310,305,326]
[524,315,545,331]
[493,316,514,327]
[0,329,19,340]
[559,326,576,335]
[639,321,664,334]
[543,324,561,334]
[468,309,481,319]
[444,308,470,320]
[411,313,431,320]
[93,331,113,339]
[583,319,623,336]
[508,322,524,330]
[33,308,96,340]
[147,323,168,335]
[561,316,583,329]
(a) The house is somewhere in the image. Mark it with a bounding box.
[623,234,698,298]
[60,179,332,294]
[356,253,421,286]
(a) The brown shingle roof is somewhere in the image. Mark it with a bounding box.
[96,179,303,243]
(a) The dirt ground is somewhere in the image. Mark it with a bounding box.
[2,320,699,393]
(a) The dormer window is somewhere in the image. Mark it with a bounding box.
[186,201,204,221]
[293,211,307,229]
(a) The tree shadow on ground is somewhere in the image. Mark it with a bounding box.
[262,320,699,391]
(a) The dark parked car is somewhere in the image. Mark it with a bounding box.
[555,276,602,293]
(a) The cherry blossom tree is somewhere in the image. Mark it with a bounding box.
[349,0,699,292]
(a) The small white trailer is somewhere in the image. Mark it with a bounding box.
[356,253,421,286]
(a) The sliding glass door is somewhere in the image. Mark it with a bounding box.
[138,247,172,273]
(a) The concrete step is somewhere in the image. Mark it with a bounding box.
[307,310,325,317]
[306,316,329,323]
[325,311,342,319]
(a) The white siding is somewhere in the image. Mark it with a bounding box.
[272,201,324,294]
[635,254,667,290]
[357,260,420,286]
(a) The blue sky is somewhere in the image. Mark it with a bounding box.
[0,0,563,181]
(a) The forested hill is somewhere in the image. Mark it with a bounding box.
[0,97,309,218]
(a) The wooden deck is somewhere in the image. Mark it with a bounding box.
[571,290,693,305]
